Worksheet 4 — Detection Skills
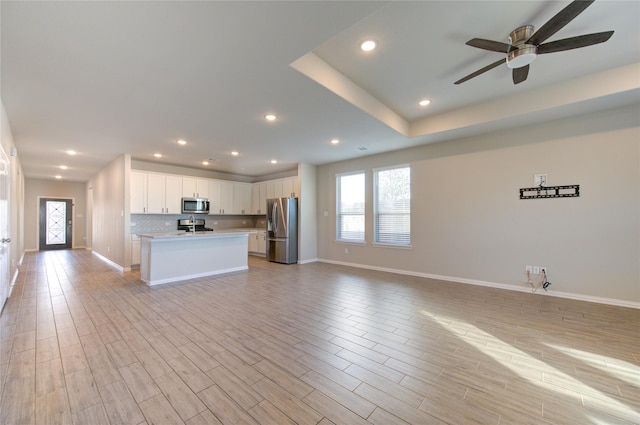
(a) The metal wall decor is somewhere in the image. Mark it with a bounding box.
[519,184,580,200]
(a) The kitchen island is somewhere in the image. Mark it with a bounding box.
[138,230,253,285]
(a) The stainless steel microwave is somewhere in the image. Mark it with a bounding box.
[181,197,210,214]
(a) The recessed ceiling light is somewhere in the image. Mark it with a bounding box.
[55,175,62,179]
[66,150,76,155]
[60,165,68,170]
[330,138,340,145]
[270,159,278,164]
[177,139,187,145]
[231,151,239,156]
[154,153,162,158]
[360,40,377,52]
[418,99,431,107]
[202,161,209,166]
[265,114,277,121]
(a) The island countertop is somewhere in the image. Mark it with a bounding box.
[137,228,259,239]
[139,229,253,285]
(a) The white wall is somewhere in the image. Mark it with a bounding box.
[1,101,25,289]
[88,154,128,268]
[23,179,87,250]
[316,104,639,306]
[298,162,317,263]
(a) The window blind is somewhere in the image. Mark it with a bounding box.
[374,166,410,245]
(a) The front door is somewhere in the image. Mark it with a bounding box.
[39,198,73,250]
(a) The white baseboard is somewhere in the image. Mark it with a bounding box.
[317,258,640,310]
[8,269,19,298]
[143,265,248,286]
[92,251,125,272]
[298,257,318,265]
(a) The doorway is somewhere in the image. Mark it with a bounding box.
[39,198,73,250]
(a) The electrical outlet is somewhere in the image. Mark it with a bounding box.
[525,265,532,274]
[534,173,548,186]
[344,247,349,254]
[533,266,540,274]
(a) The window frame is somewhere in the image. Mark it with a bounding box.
[335,171,366,244]
[373,164,411,248]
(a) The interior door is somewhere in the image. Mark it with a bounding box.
[0,146,10,310]
[39,198,73,250]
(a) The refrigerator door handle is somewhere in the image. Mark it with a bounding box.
[272,201,278,233]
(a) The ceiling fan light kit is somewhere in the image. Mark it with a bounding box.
[506,26,537,69]
[455,0,614,85]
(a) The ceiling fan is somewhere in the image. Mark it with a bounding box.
[454,0,614,85]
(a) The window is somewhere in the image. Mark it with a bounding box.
[374,165,410,246]
[336,172,365,242]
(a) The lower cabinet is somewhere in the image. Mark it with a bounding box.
[248,231,266,255]
[131,235,141,266]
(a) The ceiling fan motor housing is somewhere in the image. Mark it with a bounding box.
[507,25,538,68]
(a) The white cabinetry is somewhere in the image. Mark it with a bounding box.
[265,181,276,200]
[251,177,299,214]
[210,180,253,215]
[251,183,267,214]
[131,235,141,266]
[147,173,182,214]
[281,176,298,198]
[232,182,252,214]
[132,171,299,216]
[182,177,210,199]
[165,175,183,214]
[248,231,266,255]
[131,171,147,214]
[209,180,234,214]
[131,171,181,214]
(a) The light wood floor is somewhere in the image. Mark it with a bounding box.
[1,250,638,425]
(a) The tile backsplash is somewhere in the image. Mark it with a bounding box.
[130,214,266,234]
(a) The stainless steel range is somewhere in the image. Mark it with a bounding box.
[177,218,213,232]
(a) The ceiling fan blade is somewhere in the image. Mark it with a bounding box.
[537,31,614,54]
[527,0,595,46]
[454,58,506,85]
[512,65,529,84]
[466,38,515,53]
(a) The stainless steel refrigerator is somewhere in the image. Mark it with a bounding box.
[266,197,298,264]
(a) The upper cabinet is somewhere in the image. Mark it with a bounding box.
[147,173,183,214]
[131,171,147,214]
[251,182,267,214]
[251,176,299,215]
[131,170,299,216]
[182,177,210,199]
[209,179,233,214]
[131,171,182,214]
[281,176,298,198]
[232,182,252,215]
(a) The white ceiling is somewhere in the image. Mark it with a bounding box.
[2,1,639,182]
